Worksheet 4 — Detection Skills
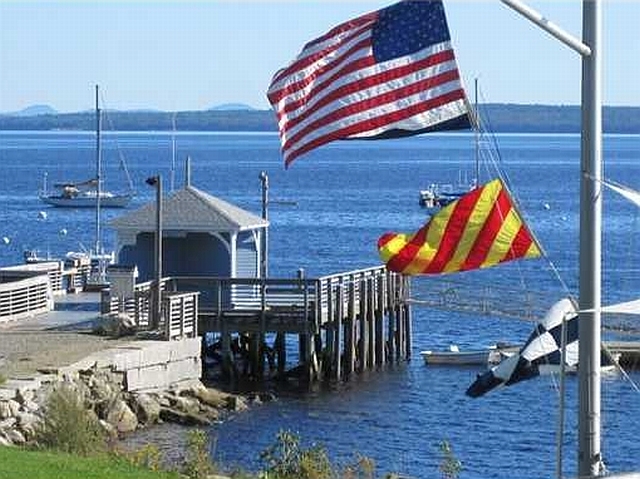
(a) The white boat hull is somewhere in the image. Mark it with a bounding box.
[40,193,132,208]
[421,343,520,366]
[421,349,494,365]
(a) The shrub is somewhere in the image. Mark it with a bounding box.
[341,454,376,479]
[260,430,333,479]
[120,443,164,472]
[0,373,6,386]
[34,382,107,456]
[183,429,217,479]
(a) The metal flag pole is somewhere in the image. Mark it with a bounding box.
[499,0,603,476]
[578,1,603,475]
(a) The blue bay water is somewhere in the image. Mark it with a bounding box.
[0,131,639,478]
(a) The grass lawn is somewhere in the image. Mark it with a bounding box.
[0,446,182,479]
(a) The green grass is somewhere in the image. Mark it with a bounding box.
[0,446,182,479]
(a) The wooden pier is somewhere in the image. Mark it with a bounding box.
[101,266,412,383]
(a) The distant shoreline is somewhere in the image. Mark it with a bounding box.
[1,104,639,134]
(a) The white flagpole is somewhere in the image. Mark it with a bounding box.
[500,0,590,56]
[578,0,604,475]
[499,0,603,476]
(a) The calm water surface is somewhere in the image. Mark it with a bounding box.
[0,131,639,478]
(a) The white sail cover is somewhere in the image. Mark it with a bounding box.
[467,298,578,397]
[603,178,640,208]
[581,298,640,315]
[595,178,640,315]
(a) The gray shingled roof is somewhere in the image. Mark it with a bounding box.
[109,185,268,232]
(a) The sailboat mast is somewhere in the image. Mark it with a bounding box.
[578,0,603,476]
[474,78,480,185]
[95,84,102,256]
[171,112,177,192]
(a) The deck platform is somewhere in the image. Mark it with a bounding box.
[101,266,413,383]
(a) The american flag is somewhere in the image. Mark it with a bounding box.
[267,0,471,168]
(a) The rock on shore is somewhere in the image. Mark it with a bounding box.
[0,364,273,447]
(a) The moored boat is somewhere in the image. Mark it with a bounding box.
[420,343,518,366]
[40,183,132,208]
[39,85,134,209]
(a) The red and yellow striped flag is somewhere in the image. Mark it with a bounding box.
[378,179,541,275]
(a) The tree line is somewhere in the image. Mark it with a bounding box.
[1,104,639,134]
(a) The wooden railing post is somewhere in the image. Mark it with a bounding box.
[333,281,343,381]
[386,271,395,362]
[345,276,356,377]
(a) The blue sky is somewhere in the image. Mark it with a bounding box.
[0,1,638,113]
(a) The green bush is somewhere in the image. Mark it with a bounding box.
[34,382,108,456]
[0,372,6,386]
[183,429,218,479]
[118,443,163,472]
[260,430,333,479]
[341,454,376,479]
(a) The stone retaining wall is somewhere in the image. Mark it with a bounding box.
[0,338,272,447]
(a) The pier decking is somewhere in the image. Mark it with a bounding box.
[101,266,412,383]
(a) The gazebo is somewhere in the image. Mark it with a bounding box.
[109,179,268,284]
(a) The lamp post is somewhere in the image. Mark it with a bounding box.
[146,175,162,331]
[259,171,269,279]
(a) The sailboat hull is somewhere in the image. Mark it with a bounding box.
[40,193,132,208]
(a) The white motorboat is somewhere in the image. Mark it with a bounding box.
[420,343,518,366]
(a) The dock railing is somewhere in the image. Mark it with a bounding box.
[0,274,53,323]
[100,265,408,339]
[100,266,410,380]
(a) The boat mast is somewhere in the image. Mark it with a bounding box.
[578,0,603,476]
[499,1,602,476]
[95,84,102,257]
[474,78,479,185]
[171,112,177,192]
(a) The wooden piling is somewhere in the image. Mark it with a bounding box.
[324,285,333,375]
[105,266,411,385]
[367,278,375,368]
[333,283,343,381]
[358,276,367,372]
[275,332,286,376]
[386,271,396,362]
[345,279,356,377]
[375,276,385,366]
[404,277,412,360]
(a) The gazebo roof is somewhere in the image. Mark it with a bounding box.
[109,185,268,232]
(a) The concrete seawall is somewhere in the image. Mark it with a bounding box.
[58,337,202,392]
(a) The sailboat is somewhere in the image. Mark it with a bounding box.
[39,85,134,208]
[418,79,481,210]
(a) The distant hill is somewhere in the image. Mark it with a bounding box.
[0,104,638,134]
[5,104,58,117]
[208,103,256,111]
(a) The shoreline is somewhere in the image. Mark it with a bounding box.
[0,305,272,455]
